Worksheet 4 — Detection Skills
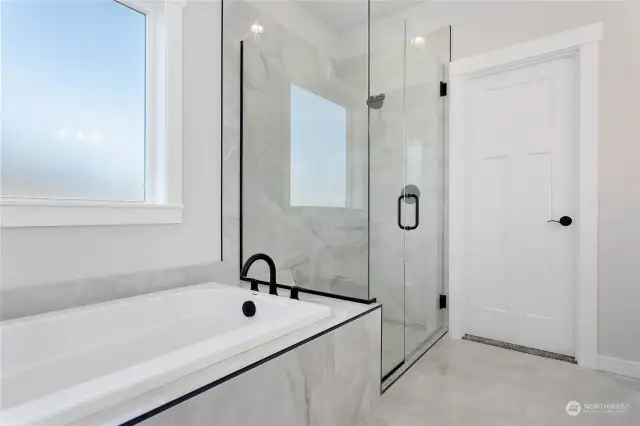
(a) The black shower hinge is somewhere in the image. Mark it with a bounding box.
[440,81,447,97]
[439,294,447,309]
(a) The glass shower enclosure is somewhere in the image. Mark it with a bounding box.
[369,17,449,380]
[229,0,449,385]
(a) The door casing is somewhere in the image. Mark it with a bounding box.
[448,23,602,369]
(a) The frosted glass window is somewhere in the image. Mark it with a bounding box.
[1,0,146,201]
[290,85,347,207]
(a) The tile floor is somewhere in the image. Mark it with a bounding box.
[365,337,640,426]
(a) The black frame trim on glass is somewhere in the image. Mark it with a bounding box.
[367,0,371,303]
[381,360,404,383]
[439,81,447,97]
[220,0,225,261]
[381,331,448,394]
[239,39,244,272]
[119,304,381,425]
[240,278,377,305]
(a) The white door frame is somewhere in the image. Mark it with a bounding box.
[448,23,602,368]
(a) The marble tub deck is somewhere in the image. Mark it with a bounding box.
[364,337,640,426]
[70,285,380,426]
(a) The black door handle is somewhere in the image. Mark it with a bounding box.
[547,216,572,226]
[397,194,420,230]
[398,194,408,230]
[406,194,419,230]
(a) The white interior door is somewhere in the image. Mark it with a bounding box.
[464,55,576,356]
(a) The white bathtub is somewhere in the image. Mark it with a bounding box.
[0,283,332,426]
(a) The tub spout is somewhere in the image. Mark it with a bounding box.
[240,253,278,296]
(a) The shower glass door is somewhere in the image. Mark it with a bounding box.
[403,30,447,360]
[370,15,447,379]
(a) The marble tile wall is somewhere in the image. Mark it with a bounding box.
[140,308,382,426]
[225,0,371,300]
[0,262,239,320]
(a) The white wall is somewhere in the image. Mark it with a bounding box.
[0,2,222,290]
[352,1,640,364]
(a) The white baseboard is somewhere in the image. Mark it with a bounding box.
[597,355,640,380]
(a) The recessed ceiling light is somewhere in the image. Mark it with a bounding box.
[250,21,264,35]
[411,36,426,45]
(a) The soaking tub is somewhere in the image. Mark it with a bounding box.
[0,283,332,426]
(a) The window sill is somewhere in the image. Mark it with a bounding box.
[0,199,183,228]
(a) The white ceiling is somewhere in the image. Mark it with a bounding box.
[296,0,422,33]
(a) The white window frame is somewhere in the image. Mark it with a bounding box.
[0,0,185,227]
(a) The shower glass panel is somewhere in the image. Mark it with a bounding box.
[233,0,449,383]
[240,0,369,301]
[403,29,447,360]
[368,16,407,377]
[369,14,448,379]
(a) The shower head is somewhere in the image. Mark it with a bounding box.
[366,93,385,109]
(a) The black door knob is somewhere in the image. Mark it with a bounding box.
[547,216,572,226]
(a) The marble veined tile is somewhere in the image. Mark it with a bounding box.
[0,262,237,320]
[225,0,370,301]
[141,309,381,426]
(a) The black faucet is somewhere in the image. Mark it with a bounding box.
[240,253,278,296]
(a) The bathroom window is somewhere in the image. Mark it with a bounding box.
[1,0,185,227]
[290,85,347,208]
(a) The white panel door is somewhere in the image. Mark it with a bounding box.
[465,55,576,355]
